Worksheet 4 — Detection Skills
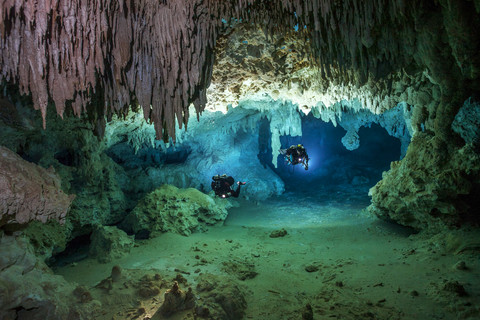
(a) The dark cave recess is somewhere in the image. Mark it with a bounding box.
[47,233,92,269]
[106,142,192,169]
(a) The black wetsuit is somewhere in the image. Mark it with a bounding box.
[286,145,309,166]
[211,176,242,198]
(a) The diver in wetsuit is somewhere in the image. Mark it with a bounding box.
[211,174,246,198]
[280,144,309,170]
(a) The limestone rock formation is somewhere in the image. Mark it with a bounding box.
[335,102,413,153]
[0,0,479,233]
[0,145,75,227]
[89,225,134,263]
[0,101,131,247]
[221,259,258,281]
[0,2,479,319]
[368,133,480,230]
[122,184,232,237]
[195,273,247,320]
[0,0,228,140]
[207,24,425,118]
[452,98,480,146]
[341,129,360,151]
[157,281,196,317]
[3,0,478,142]
[22,220,67,260]
[0,234,87,319]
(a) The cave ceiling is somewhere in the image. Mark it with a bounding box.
[207,23,429,118]
[1,0,479,141]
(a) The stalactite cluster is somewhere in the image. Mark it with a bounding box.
[0,0,229,140]
[1,0,478,140]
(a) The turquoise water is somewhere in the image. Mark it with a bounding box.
[226,188,371,229]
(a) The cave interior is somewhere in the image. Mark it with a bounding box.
[1,1,480,319]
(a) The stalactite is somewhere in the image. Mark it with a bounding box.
[1,0,474,141]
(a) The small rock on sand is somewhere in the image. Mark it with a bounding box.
[270,228,288,238]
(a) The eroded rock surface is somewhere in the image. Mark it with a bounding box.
[122,185,232,237]
[104,106,286,201]
[23,220,67,260]
[0,146,75,227]
[158,281,196,317]
[452,98,480,146]
[368,134,480,230]
[208,24,429,118]
[0,102,131,248]
[2,1,479,143]
[0,235,88,320]
[195,273,248,320]
[221,259,258,281]
[89,225,134,263]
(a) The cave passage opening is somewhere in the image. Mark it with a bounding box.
[46,232,92,269]
[227,113,403,228]
[258,113,401,205]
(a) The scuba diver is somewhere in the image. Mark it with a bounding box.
[211,174,246,198]
[280,144,309,170]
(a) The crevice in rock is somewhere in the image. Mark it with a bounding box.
[54,149,77,167]
[47,232,92,268]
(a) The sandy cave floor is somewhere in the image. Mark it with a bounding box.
[54,192,480,320]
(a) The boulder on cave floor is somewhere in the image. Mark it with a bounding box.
[157,281,196,317]
[89,225,134,263]
[195,273,248,320]
[0,234,92,320]
[122,184,233,237]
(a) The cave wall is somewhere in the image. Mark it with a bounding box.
[0,235,89,320]
[0,97,131,242]
[368,99,480,231]
[104,104,286,201]
[0,145,74,227]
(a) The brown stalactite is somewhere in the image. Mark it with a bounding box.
[0,0,479,140]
